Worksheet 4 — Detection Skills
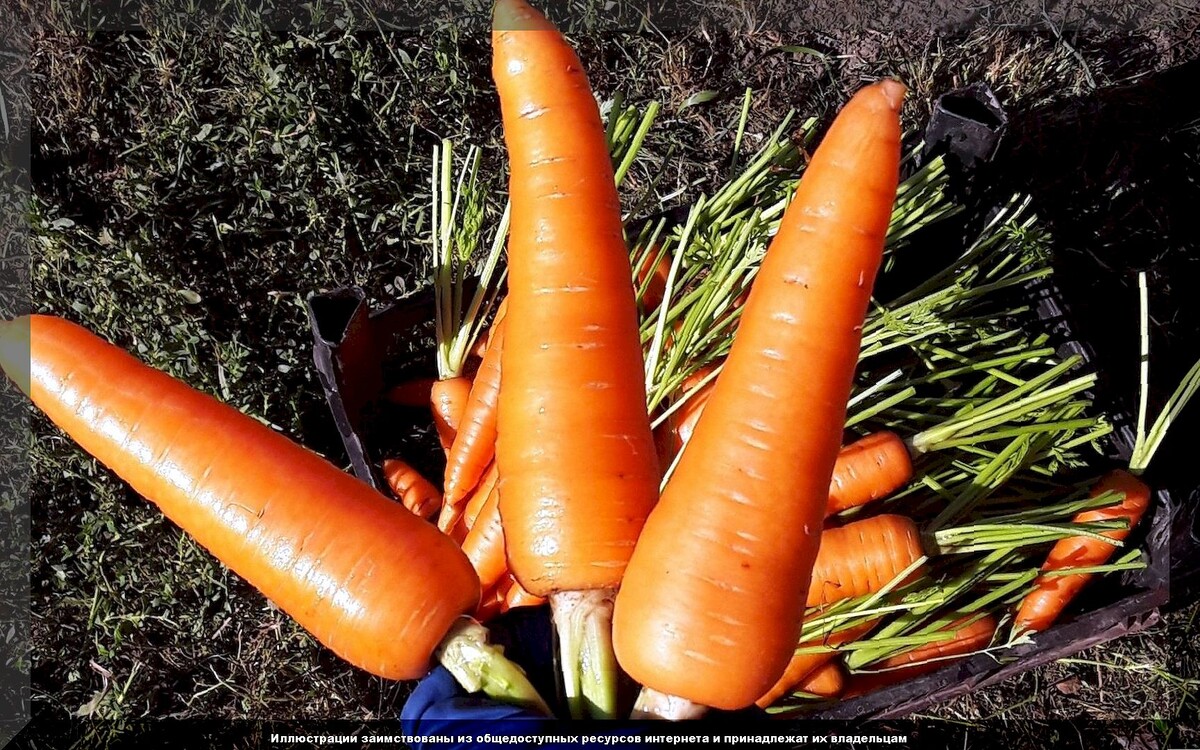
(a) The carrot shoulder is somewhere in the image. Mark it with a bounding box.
[614,80,905,713]
[2,315,479,681]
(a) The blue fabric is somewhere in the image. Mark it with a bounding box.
[400,606,766,749]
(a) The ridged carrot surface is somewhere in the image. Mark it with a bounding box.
[382,457,441,519]
[613,80,905,710]
[1015,470,1150,633]
[0,316,479,680]
[826,431,913,516]
[808,514,926,608]
[491,0,660,597]
[431,376,472,454]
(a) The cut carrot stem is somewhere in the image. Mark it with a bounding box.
[615,79,905,715]
[492,0,661,720]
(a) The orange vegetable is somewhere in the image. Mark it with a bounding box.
[460,480,508,595]
[655,365,718,468]
[0,316,479,681]
[474,584,508,624]
[382,458,442,519]
[634,245,673,311]
[808,514,926,608]
[844,614,998,697]
[491,0,662,718]
[452,462,499,543]
[385,377,437,408]
[1014,470,1151,633]
[502,575,547,612]
[826,431,913,516]
[755,620,876,708]
[615,80,905,714]
[492,0,659,595]
[441,316,506,530]
[431,376,472,455]
[794,660,845,699]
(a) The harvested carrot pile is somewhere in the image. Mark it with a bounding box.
[6,0,1199,724]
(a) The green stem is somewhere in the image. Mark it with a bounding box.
[436,617,551,716]
[551,590,619,720]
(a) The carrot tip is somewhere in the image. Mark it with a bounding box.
[876,79,908,111]
[492,0,550,31]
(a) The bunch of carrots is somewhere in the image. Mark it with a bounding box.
[5,0,1198,723]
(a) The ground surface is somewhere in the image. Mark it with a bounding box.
[7,0,1200,746]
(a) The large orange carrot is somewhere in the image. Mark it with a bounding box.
[844,614,997,697]
[492,0,661,719]
[441,316,506,529]
[0,316,479,680]
[755,620,877,708]
[826,431,913,516]
[614,80,905,716]
[1014,470,1150,633]
[808,514,926,608]
[382,458,442,519]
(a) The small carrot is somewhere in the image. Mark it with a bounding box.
[794,660,845,699]
[381,458,442,519]
[475,584,508,625]
[431,376,472,455]
[0,316,555,711]
[1014,470,1150,633]
[755,620,876,708]
[460,481,508,595]
[808,514,927,608]
[826,431,914,516]
[615,80,905,717]
[441,316,506,530]
[655,365,718,468]
[492,0,661,719]
[845,614,997,697]
[502,575,547,612]
[451,462,500,543]
[386,377,438,408]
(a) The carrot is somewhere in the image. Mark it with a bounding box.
[452,462,500,543]
[382,458,442,519]
[634,245,673,311]
[0,316,550,712]
[385,377,437,408]
[794,660,845,699]
[503,575,547,612]
[655,364,718,468]
[492,0,661,719]
[844,614,997,697]
[440,315,506,530]
[826,431,913,516]
[755,620,876,708]
[614,80,905,717]
[1014,470,1150,633]
[431,376,472,455]
[808,514,926,608]
[474,584,508,625]
[460,480,509,595]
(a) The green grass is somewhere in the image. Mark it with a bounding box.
[20,0,1199,737]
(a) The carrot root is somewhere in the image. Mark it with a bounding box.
[551,589,620,720]
[630,687,708,721]
[436,616,551,716]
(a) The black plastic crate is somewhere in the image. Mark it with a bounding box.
[304,85,1194,719]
